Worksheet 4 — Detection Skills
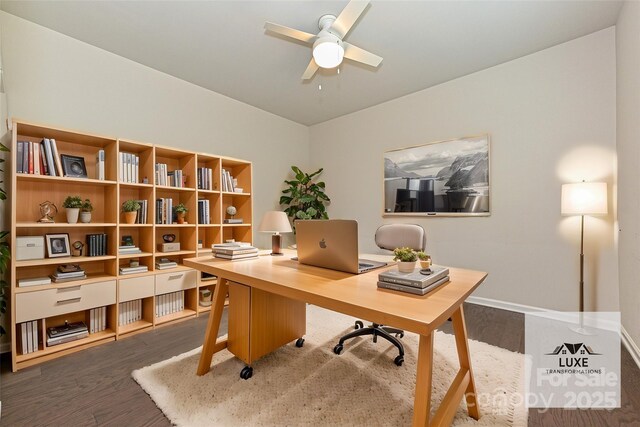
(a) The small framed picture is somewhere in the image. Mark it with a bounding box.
[60,155,88,178]
[46,233,71,258]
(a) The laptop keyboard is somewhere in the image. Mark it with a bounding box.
[359,263,374,268]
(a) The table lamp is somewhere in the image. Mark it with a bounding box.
[561,181,607,331]
[259,211,292,256]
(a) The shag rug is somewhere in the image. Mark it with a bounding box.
[133,305,527,426]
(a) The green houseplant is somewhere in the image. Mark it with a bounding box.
[80,198,93,223]
[174,203,188,224]
[393,247,418,273]
[417,251,432,269]
[279,166,330,230]
[62,195,83,224]
[0,141,10,335]
[122,200,141,224]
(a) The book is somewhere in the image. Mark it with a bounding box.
[377,276,450,295]
[18,277,52,287]
[33,142,40,175]
[47,330,89,346]
[50,138,64,177]
[212,242,252,248]
[96,149,105,180]
[214,247,258,255]
[16,141,24,173]
[223,219,243,224]
[52,270,86,278]
[47,321,88,339]
[44,139,56,176]
[51,274,87,283]
[215,253,259,260]
[119,266,149,274]
[378,265,450,288]
[118,247,142,254]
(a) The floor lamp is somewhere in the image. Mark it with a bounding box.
[561,182,608,333]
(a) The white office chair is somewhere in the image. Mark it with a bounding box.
[333,223,427,366]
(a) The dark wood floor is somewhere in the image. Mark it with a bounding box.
[1,303,639,426]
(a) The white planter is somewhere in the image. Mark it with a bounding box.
[398,261,416,273]
[66,208,80,224]
[79,211,92,223]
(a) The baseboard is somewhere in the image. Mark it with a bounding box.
[621,326,640,370]
[467,296,640,370]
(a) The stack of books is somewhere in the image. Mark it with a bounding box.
[47,321,89,347]
[119,300,142,326]
[16,138,63,176]
[156,258,178,270]
[223,218,243,224]
[19,320,39,355]
[119,244,142,255]
[213,242,258,261]
[51,264,86,283]
[86,233,108,257]
[119,152,140,183]
[197,199,211,224]
[134,199,148,224]
[119,264,149,275]
[197,167,214,190]
[89,307,107,333]
[377,265,450,295]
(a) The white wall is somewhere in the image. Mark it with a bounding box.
[616,1,640,349]
[310,29,618,312]
[0,11,309,250]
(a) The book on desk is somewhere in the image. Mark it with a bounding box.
[378,265,450,295]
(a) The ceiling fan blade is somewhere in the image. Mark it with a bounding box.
[343,42,382,67]
[264,22,316,43]
[301,58,320,80]
[331,0,370,39]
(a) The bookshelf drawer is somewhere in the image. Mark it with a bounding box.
[155,270,196,295]
[119,276,154,302]
[16,281,116,323]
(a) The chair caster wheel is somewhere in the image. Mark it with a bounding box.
[240,366,253,380]
[394,355,404,366]
[396,332,404,338]
[354,320,364,330]
[333,344,343,355]
[295,338,305,348]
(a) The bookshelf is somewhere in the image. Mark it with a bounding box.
[9,120,252,371]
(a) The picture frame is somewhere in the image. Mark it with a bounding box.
[60,154,88,178]
[45,233,71,258]
[383,135,490,216]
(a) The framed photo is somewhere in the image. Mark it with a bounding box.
[383,135,490,216]
[45,233,71,258]
[60,155,88,178]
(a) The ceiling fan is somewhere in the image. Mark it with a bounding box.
[264,0,383,80]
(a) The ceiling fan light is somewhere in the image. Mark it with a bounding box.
[313,41,344,69]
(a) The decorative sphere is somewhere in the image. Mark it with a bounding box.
[226,206,237,216]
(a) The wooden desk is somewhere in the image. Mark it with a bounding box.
[184,253,487,427]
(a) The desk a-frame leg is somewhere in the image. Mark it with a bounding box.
[197,277,230,376]
[412,333,434,426]
[451,305,480,420]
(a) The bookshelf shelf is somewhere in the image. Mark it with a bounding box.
[16,222,117,228]
[16,174,117,187]
[9,119,253,371]
[15,255,117,268]
[118,251,153,259]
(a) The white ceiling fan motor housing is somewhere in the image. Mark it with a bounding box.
[313,15,344,69]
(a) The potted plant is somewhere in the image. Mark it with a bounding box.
[62,195,83,224]
[280,166,330,232]
[417,251,431,269]
[122,200,141,224]
[174,203,188,224]
[393,247,417,273]
[80,199,93,223]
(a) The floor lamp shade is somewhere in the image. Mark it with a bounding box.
[561,182,608,216]
[259,211,292,255]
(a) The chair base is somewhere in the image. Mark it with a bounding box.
[334,322,405,366]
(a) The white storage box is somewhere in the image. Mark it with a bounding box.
[16,236,45,261]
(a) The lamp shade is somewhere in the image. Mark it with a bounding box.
[561,182,608,215]
[258,211,292,233]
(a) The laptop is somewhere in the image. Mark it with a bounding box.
[296,219,387,274]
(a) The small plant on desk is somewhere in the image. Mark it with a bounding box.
[393,247,417,273]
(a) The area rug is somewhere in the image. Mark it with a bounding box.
[133,305,527,426]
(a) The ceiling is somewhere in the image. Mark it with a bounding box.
[1,1,623,126]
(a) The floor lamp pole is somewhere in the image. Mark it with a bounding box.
[579,214,585,327]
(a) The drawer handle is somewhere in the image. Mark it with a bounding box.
[58,286,81,293]
[56,297,81,305]
[168,274,183,281]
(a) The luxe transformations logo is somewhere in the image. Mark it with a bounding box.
[525,312,620,409]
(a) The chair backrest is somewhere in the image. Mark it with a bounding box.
[375,224,426,252]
